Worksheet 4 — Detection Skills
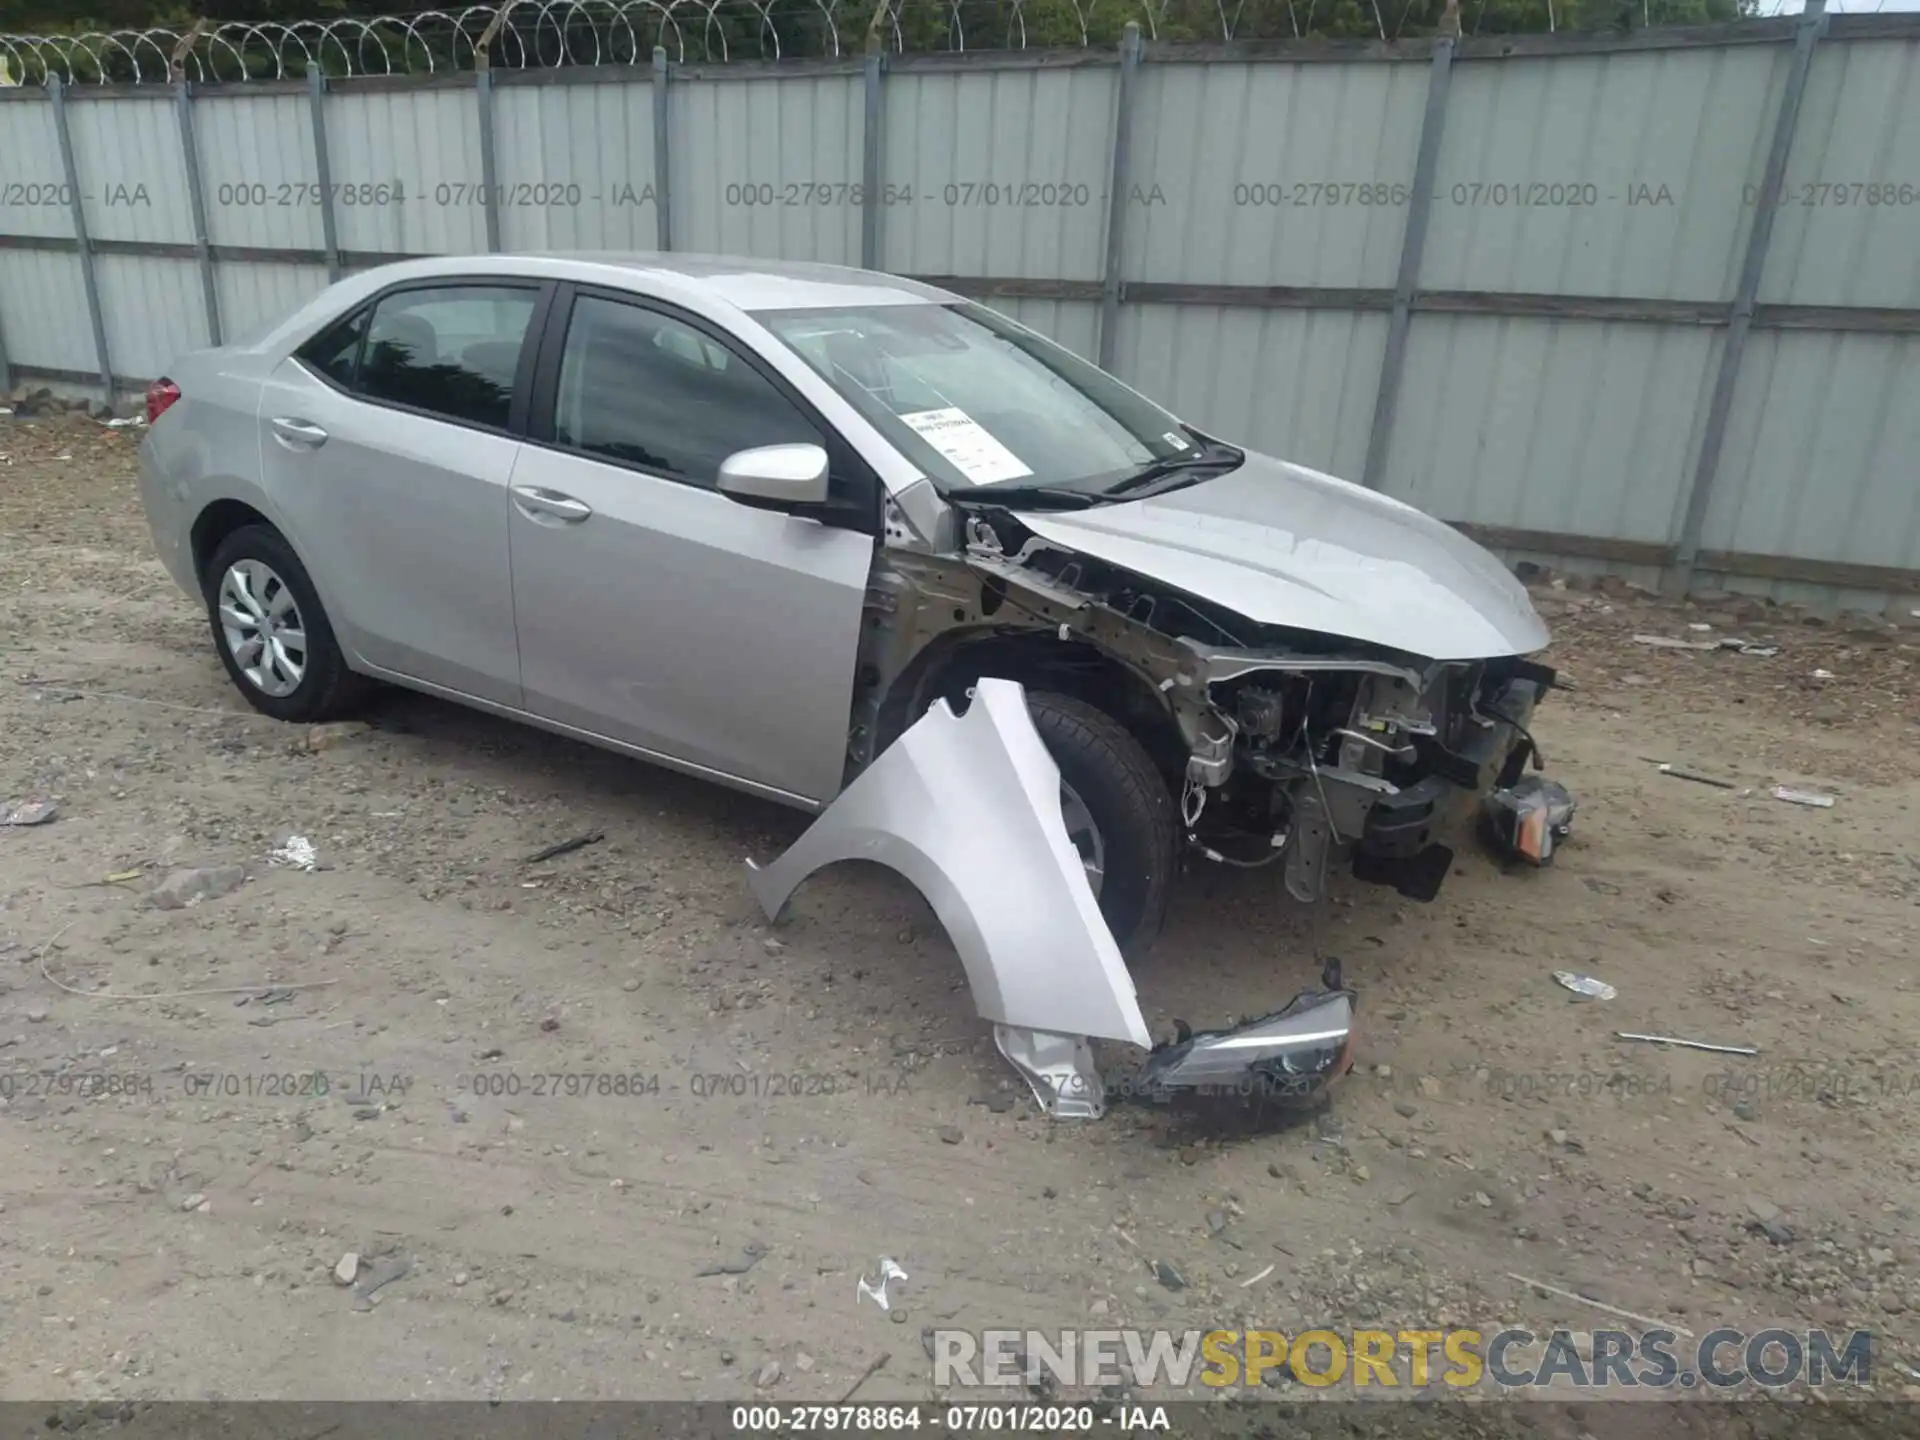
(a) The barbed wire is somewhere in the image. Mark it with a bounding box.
[0,0,1765,83]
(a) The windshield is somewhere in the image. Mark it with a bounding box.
[756,301,1228,496]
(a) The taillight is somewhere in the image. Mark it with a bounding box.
[146,377,181,425]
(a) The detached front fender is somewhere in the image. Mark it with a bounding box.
[745,678,1153,1051]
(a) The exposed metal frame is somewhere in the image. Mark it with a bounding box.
[1669,0,1829,591]
[305,64,343,282]
[1096,22,1142,373]
[46,76,115,398]
[173,79,222,346]
[1361,33,1452,493]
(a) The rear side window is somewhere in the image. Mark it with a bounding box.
[351,285,539,430]
[552,295,823,486]
[297,307,369,388]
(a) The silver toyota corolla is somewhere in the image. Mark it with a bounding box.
[139,252,1554,971]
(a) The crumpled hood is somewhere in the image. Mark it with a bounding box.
[1008,452,1550,661]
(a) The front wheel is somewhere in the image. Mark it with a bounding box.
[1025,691,1178,957]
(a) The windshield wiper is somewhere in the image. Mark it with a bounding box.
[1104,448,1242,498]
[964,483,1103,511]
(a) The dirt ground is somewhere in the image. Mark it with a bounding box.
[2,415,1918,1426]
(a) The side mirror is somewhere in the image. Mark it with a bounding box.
[717,443,830,507]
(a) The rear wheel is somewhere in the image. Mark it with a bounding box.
[203,524,368,722]
[1025,691,1178,956]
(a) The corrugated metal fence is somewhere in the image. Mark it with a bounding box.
[2,7,1918,608]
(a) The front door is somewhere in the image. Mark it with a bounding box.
[506,288,876,805]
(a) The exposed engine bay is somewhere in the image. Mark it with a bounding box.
[846,500,1558,909]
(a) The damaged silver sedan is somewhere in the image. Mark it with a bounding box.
[137,252,1554,1116]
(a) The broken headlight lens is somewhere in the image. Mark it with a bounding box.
[1131,989,1356,1100]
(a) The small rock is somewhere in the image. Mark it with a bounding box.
[755,1360,782,1388]
[1372,1064,1392,1079]
[1746,1197,1782,1226]
[25,1007,47,1024]
[1090,1298,1110,1316]
[1473,1191,1493,1208]
[1206,1209,1227,1234]
[1153,1261,1186,1292]
[334,1253,359,1286]
[558,1308,578,1323]
[794,1352,814,1372]
[1754,1220,1795,1246]
[305,721,372,753]
[1393,1102,1417,1119]
[1418,1076,1442,1098]
[936,1125,963,1145]
[1869,1248,1897,1268]
[1691,1258,1716,1280]
[1546,1128,1569,1146]
[539,1016,559,1032]
[1732,1101,1758,1123]
[453,1272,469,1287]
[763,938,785,954]
[1353,1165,1371,1183]
[179,1193,206,1212]
[150,866,247,911]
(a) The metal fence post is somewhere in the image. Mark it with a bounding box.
[860,43,885,270]
[476,67,503,252]
[1361,35,1454,494]
[652,46,673,251]
[1096,22,1142,373]
[48,76,115,400]
[306,64,343,281]
[175,80,222,346]
[1670,0,1827,592]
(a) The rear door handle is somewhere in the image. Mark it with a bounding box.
[270,416,328,448]
[511,486,593,523]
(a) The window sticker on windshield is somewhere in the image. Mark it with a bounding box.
[1164,430,1190,450]
[898,407,1034,485]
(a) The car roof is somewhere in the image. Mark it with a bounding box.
[368,252,957,312]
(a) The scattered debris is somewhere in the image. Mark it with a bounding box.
[838,1351,891,1402]
[1810,668,1835,681]
[1553,971,1617,1001]
[349,1254,412,1311]
[856,1257,908,1312]
[524,831,605,864]
[334,1252,360,1286]
[0,798,57,826]
[697,1243,767,1278]
[1484,777,1577,864]
[305,721,372,753]
[1506,1273,1695,1338]
[1772,786,1835,809]
[1656,763,1736,789]
[1238,1263,1276,1288]
[1632,634,1719,651]
[150,865,247,910]
[267,835,319,871]
[1615,1032,1759,1057]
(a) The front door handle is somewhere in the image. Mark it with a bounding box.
[511,486,593,523]
[270,416,328,448]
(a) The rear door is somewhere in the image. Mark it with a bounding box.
[257,278,548,705]
[505,285,877,805]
